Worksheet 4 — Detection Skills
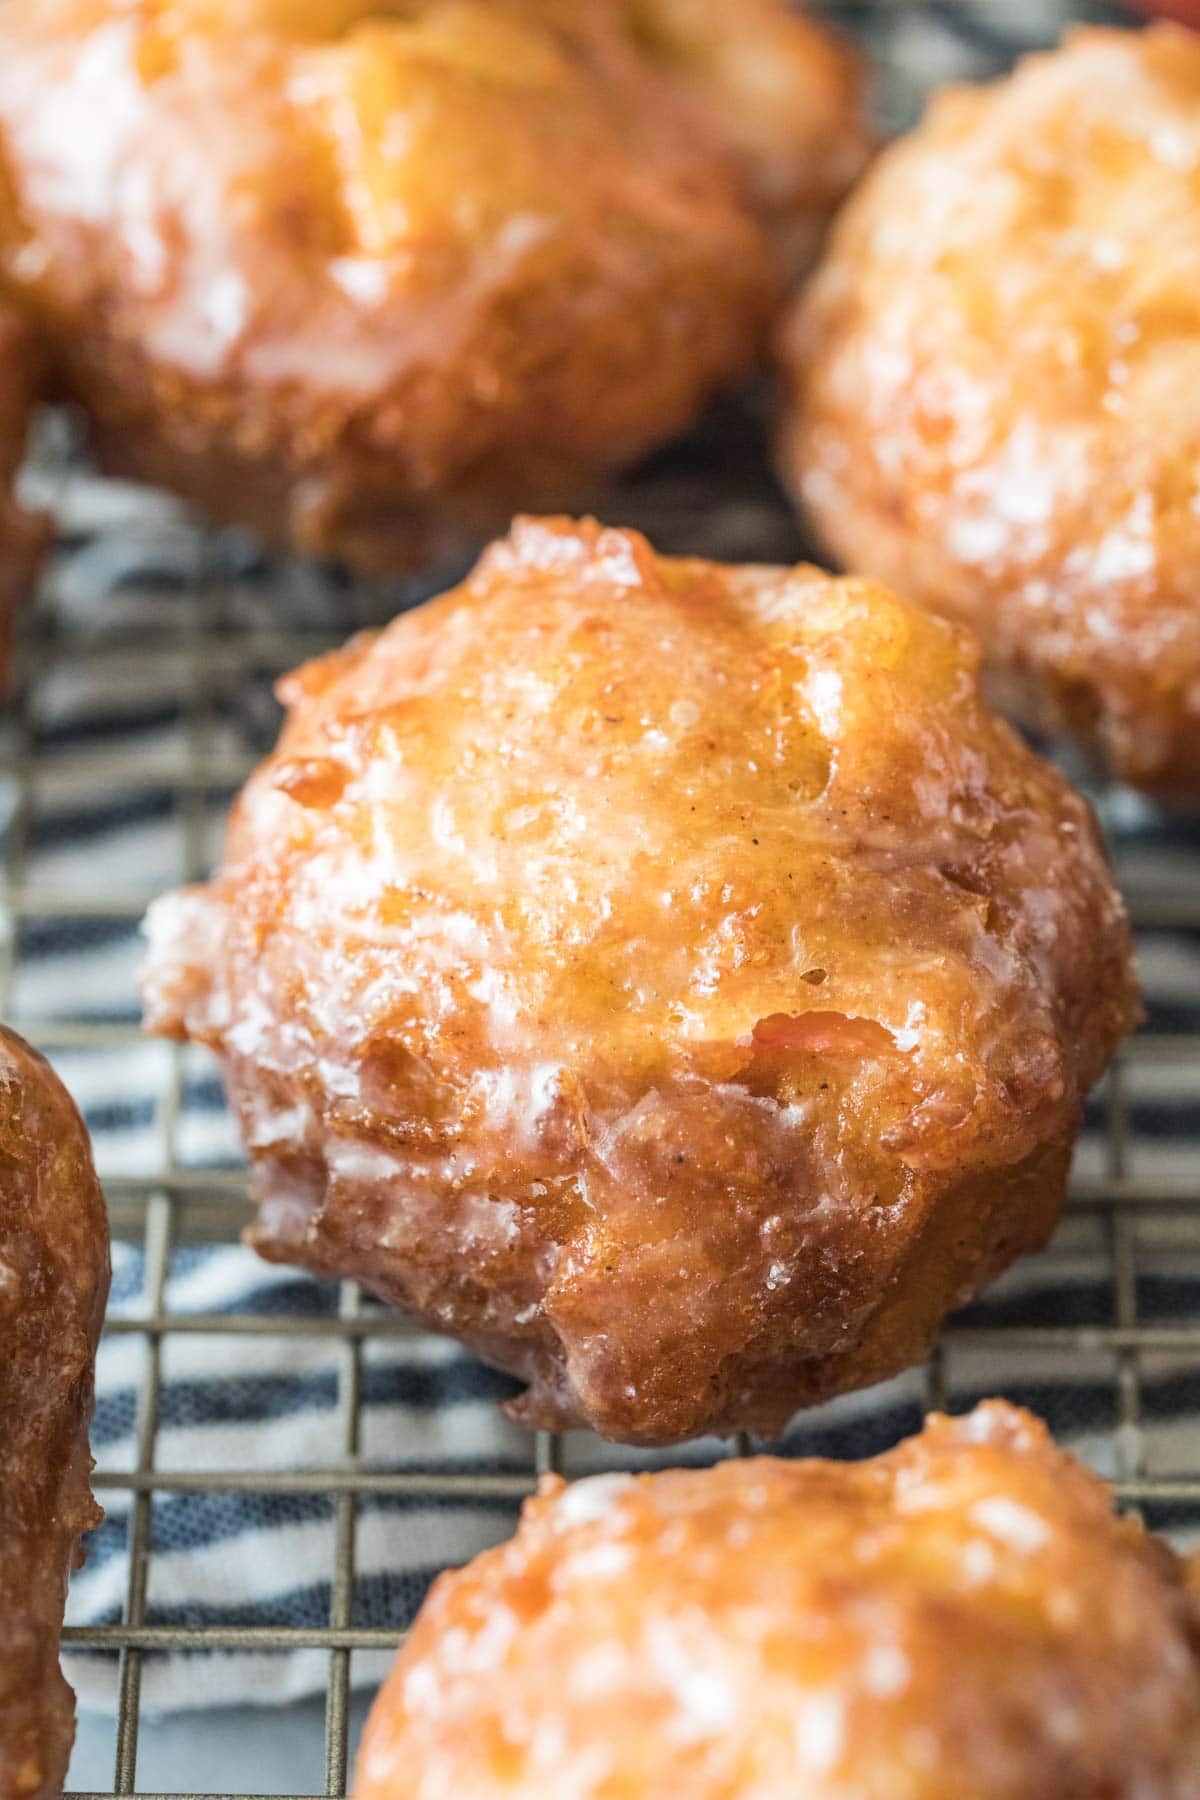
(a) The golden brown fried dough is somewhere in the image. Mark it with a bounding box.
[0,1027,110,1800]
[783,25,1200,802]
[0,304,48,684]
[0,0,775,573]
[353,1403,1200,1800]
[616,0,872,274]
[141,517,1138,1445]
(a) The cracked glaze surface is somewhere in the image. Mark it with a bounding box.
[0,1028,110,1800]
[142,517,1139,1444]
[783,25,1200,801]
[0,0,792,572]
[354,1403,1200,1799]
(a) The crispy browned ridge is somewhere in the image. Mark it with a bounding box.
[0,0,866,574]
[353,1402,1200,1798]
[783,24,1200,802]
[0,1027,110,1800]
[142,517,1139,1445]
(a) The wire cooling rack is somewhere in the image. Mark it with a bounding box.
[2,3,1197,1797]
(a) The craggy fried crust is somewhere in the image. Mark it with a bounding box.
[0,0,776,573]
[354,1403,1200,1800]
[782,25,1200,802]
[0,1027,110,1800]
[0,304,48,684]
[141,517,1139,1446]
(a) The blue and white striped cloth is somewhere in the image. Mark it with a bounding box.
[5,0,1195,1719]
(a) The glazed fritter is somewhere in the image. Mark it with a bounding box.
[141,517,1138,1446]
[0,1027,110,1800]
[783,24,1200,801]
[0,0,777,573]
[354,1403,1200,1800]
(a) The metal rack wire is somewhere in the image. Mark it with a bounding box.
[1,4,1196,1797]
